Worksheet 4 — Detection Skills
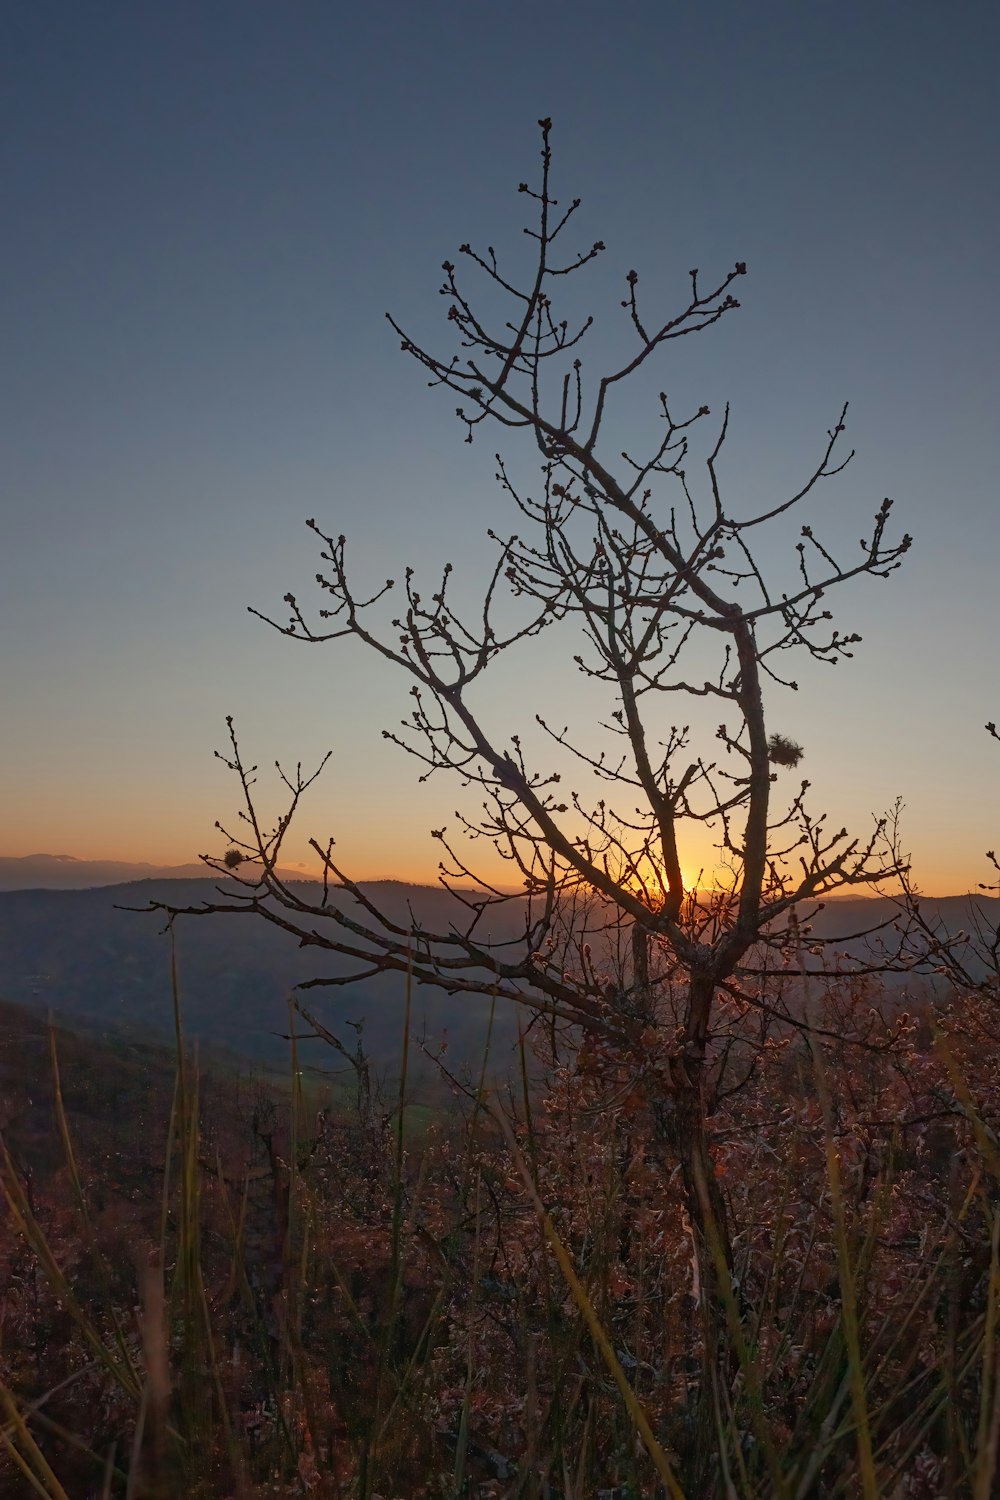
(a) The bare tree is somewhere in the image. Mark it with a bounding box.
[152,119,912,1346]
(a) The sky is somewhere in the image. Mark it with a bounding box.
[3,0,998,895]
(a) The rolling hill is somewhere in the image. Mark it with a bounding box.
[0,876,994,1075]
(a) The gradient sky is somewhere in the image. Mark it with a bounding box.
[3,0,998,894]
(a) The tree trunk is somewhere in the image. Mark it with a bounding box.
[652,1048,733,1293]
[649,968,734,1482]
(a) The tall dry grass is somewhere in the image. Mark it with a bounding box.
[0,958,997,1497]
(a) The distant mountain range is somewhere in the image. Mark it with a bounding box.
[0,873,994,1077]
[0,852,314,891]
[0,878,525,1077]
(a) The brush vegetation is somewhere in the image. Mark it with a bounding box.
[0,963,998,1498]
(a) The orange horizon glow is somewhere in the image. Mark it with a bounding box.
[0,841,991,900]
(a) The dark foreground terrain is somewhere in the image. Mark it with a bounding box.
[1,958,998,1496]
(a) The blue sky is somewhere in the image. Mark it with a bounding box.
[3,0,998,891]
